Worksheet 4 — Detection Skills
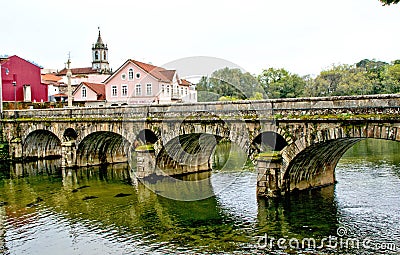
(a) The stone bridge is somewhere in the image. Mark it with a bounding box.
[1,94,400,197]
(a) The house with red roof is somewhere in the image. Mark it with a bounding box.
[57,67,110,85]
[73,82,106,107]
[41,73,64,101]
[103,59,197,106]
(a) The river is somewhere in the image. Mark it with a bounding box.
[0,139,399,254]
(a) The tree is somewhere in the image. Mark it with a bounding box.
[380,64,400,94]
[356,59,388,71]
[196,76,221,102]
[258,68,306,98]
[355,59,389,94]
[196,68,264,102]
[249,92,264,100]
[304,64,376,97]
[380,0,400,5]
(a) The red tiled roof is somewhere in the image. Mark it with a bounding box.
[54,93,68,97]
[179,79,192,86]
[81,82,105,100]
[58,67,99,75]
[159,70,176,81]
[130,59,175,82]
[42,73,62,83]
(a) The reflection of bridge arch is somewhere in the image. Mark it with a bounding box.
[76,131,130,166]
[23,130,61,160]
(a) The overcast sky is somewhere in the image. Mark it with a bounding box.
[1,0,399,77]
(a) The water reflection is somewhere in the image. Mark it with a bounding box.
[257,186,339,240]
[0,139,398,254]
[0,161,254,253]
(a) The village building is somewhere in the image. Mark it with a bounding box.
[41,73,65,102]
[56,29,111,96]
[99,59,197,106]
[72,82,106,107]
[0,55,48,105]
[61,29,197,106]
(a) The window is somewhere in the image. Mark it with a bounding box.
[82,86,87,98]
[185,88,188,95]
[122,84,128,97]
[103,51,107,60]
[146,83,152,96]
[180,87,184,95]
[95,51,99,60]
[121,73,126,80]
[166,85,170,94]
[136,73,141,79]
[112,85,117,97]
[135,84,142,96]
[161,84,165,93]
[128,69,134,80]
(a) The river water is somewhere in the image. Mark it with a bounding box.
[0,139,399,254]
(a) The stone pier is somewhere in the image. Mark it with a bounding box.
[61,140,76,168]
[135,146,157,178]
[256,152,283,198]
[9,138,22,161]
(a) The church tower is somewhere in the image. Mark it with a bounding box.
[92,28,110,73]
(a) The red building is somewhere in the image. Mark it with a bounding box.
[0,55,48,102]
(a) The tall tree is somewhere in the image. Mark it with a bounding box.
[196,68,264,101]
[258,68,306,98]
[308,64,375,96]
[380,64,400,94]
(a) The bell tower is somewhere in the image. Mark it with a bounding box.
[92,28,110,73]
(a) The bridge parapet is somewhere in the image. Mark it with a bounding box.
[1,94,400,121]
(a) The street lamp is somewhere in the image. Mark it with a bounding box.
[12,80,16,110]
[0,66,8,116]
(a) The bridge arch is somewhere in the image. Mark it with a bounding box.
[157,133,226,175]
[153,113,253,159]
[278,123,400,194]
[251,131,288,153]
[63,128,78,142]
[135,129,159,146]
[76,131,130,166]
[282,137,362,192]
[23,130,62,160]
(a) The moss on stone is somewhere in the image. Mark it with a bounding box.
[10,138,21,143]
[256,151,282,161]
[135,144,155,152]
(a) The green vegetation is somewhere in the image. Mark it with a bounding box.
[259,68,305,98]
[196,59,400,101]
[196,67,265,102]
[380,0,399,5]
